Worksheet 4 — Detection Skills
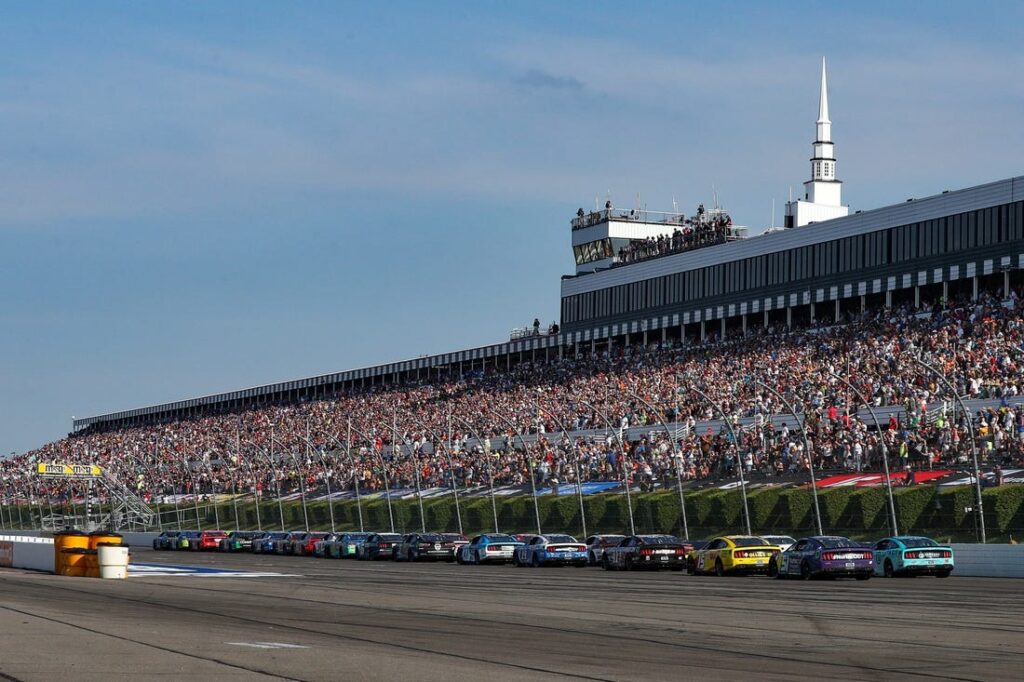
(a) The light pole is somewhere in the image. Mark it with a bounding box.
[678,380,752,536]
[826,370,898,536]
[490,411,542,536]
[241,438,285,531]
[753,380,822,536]
[179,454,203,531]
[322,422,365,532]
[536,404,587,539]
[580,400,635,535]
[297,434,337,533]
[452,414,500,533]
[380,413,425,533]
[348,421,395,533]
[619,388,690,540]
[914,357,985,543]
[403,412,464,535]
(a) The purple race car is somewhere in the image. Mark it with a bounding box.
[768,535,873,580]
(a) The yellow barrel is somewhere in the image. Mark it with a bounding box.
[83,550,100,578]
[60,549,89,577]
[54,532,89,574]
[88,532,123,551]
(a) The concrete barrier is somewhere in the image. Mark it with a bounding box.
[950,544,1024,578]
[121,532,160,547]
[0,534,55,572]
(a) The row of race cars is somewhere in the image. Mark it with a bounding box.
[151,529,954,579]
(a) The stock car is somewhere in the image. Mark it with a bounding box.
[287,531,330,556]
[252,531,290,554]
[329,532,372,559]
[602,535,691,571]
[440,533,469,559]
[174,531,202,550]
[873,536,954,578]
[760,535,797,552]
[393,533,467,562]
[219,531,265,552]
[514,534,589,567]
[768,536,873,580]
[687,536,781,576]
[357,533,403,560]
[585,534,625,565]
[152,531,181,550]
[456,534,524,564]
[193,530,229,551]
[312,533,341,558]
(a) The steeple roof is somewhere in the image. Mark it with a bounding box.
[818,57,830,124]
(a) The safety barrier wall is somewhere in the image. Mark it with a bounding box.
[949,544,1024,578]
[121,532,159,547]
[0,534,55,572]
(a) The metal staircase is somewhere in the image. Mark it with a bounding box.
[100,472,156,530]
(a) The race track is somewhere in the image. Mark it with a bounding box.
[0,549,1020,681]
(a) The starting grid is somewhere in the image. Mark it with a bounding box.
[128,562,299,578]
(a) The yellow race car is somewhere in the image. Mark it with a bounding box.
[687,535,782,576]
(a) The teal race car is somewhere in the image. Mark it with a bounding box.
[872,536,953,578]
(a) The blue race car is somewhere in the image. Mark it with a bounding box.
[769,535,873,580]
[251,531,290,554]
[873,536,953,578]
[513,534,589,567]
[456,534,524,564]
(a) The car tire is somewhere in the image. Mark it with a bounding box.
[714,559,725,577]
[624,557,633,571]
[800,561,812,580]
[532,553,542,568]
[408,550,416,563]
[588,551,597,566]
[883,559,895,578]
[767,559,778,578]
[686,558,696,575]
[602,556,612,571]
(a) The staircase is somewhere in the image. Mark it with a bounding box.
[101,472,156,530]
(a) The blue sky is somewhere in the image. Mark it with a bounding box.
[2,1,1022,454]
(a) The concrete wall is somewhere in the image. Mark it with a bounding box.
[950,543,1024,578]
[0,534,54,572]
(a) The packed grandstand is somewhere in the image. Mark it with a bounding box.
[6,289,1023,508]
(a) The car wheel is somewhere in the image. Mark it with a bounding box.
[407,550,415,563]
[714,559,725,577]
[602,556,612,571]
[624,557,634,571]
[800,561,812,580]
[767,559,778,578]
[588,551,597,566]
[532,553,542,568]
[474,550,483,565]
[883,559,895,578]
[686,558,696,575]
[936,569,951,578]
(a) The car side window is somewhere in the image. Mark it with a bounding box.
[875,540,888,550]
[793,540,807,552]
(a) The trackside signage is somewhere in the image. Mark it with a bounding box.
[36,463,102,478]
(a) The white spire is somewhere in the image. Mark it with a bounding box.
[817,57,830,124]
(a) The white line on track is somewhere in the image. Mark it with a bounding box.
[226,642,310,650]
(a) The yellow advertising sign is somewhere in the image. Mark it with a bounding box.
[35,463,102,478]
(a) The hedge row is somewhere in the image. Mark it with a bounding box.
[143,484,1024,542]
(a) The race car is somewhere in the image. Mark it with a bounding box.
[584,534,625,565]
[252,531,290,554]
[769,535,873,580]
[287,531,330,556]
[603,535,691,571]
[687,535,781,576]
[312,533,341,557]
[394,532,467,562]
[873,536,954,578]
[357,533,403,560]
[456,534,524,564]
[513,534,588,567]
[760,535,797,552]
[439,533,469,560]
[174,531,201,550]
[329,532,372,559]
[193,530,229,551]
[219,531,264,552]
[152,531,181,550]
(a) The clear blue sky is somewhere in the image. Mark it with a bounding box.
[2,1,1022,454]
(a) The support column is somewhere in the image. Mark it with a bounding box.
[661,327,667,344]
[763,310,769,328]
[860,294,866,313]
[741,314,747,334]
[885,290,892,308]
[720,318,726,340]
[1004,270,1011,299]
[810,302,816,323]
[700,321,706,342]
[834,298,840,323]
[942,281,949,305]
[914,285,920,309]
[787,307,793,329]
[972,275,979,301]
[643,330,648,347]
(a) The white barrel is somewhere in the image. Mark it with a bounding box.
[97,544,129,580]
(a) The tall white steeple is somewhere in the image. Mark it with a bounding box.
[784,58,848,228]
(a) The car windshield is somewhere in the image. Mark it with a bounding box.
[487,535,517,543]
[378,534,402,541]
[818,537,858,549]
[417,534,443,542]
[639,535,681,546]
[441,534,466,541]
[546,535,577,543]
[731,537,769,547]
[901,537,939,548]
[347,534,370,541]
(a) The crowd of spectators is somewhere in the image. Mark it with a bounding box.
[617,205,736,264]
[4,290,1024,509]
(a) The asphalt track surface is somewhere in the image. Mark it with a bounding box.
[0,549,1021,681]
